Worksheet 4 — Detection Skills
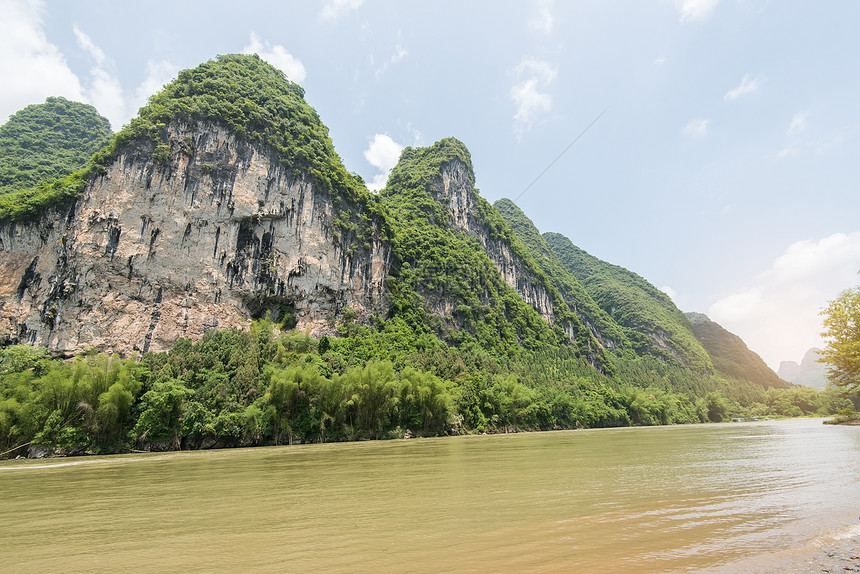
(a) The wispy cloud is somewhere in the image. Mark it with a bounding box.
[73,25,125,129]
[320,0,364,21]
[787,111,809,136]
[529,0,554,34]
[709,231,860,368]
[0,0,85,123]
[373,32,408,78]
[674,0,720,22]
[363,134,404,191]
[510,58,557,138]
[243,33,306,83]
[775,146,799,159]
[724,73,765,101]
[681,118,711,137]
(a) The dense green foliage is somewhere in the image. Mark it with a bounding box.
[0,169,90,222]
[686,312,789,388]
[89,54,367,202]
[0,55,383,247]
[820,286,860,395]
[379,139,606,368]
[2,320,849,457]
[494,198,633,355]
[0,97,111,197]
[544,231,713,371]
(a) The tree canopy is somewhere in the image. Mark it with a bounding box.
[0,96,111,196]
[820,285,860,394]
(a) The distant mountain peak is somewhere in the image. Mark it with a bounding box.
[778,347,829,390]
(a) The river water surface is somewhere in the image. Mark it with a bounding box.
[1,418,859,573]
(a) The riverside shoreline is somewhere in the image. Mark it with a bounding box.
[800,531,860,573]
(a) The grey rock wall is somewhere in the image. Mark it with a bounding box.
[0,122,389,356]
[430,159,563,329]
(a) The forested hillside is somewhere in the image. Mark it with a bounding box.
[0,97,111,197]
[686,312,789,388]
[379,139,606,368]
[0,54,850,459]
[493,198,632,355]
[544,231,713,371]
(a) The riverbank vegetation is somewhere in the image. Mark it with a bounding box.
[1,318,853,458]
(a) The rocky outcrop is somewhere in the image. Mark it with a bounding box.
[0,121,389,356]
[430,159,556,325]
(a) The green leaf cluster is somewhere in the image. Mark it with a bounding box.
[820,285,860,395]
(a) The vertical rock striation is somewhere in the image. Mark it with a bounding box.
[0,122,389,356]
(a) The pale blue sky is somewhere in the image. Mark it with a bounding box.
[3,0,859,369]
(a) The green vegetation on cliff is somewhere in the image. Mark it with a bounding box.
[685,312,789,388]
[0,97,111,197]
[0,55,378,230]
[494,198,632,356]
[379,139,606,368]
[544,231,713,371]
[91,53,367,201]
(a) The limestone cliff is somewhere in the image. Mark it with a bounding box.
[0,121,389,356]
[379,138,607,367]
[493,198,630,354]
[430,158,556,326]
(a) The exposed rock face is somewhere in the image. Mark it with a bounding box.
[0,122,389,356]
[429,159,578,340]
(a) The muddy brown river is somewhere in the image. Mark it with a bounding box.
[1,418,858,572]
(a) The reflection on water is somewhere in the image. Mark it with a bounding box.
[1,419,858,573]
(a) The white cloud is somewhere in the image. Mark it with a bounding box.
[708,231,860,369]
[788,111,808,136]
[320,0,364,21]
[724,73,765,101]
[0,0,85,123]
[72,24,105,64]
[511,58,557,138]
[709,288,764,324]
[131,59,179,115]
[243,33,306,84]
[681,118,710,137]
[529,0,554,34]
[674,0,720,22]
[73,25,125,129]
[373,32,408,78]
[771,233,860,283]
[363,134,404,191]
[776,145,799,160]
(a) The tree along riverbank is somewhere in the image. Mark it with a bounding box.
[2,319,856,459]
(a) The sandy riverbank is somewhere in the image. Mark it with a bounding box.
[803,534,860,573]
